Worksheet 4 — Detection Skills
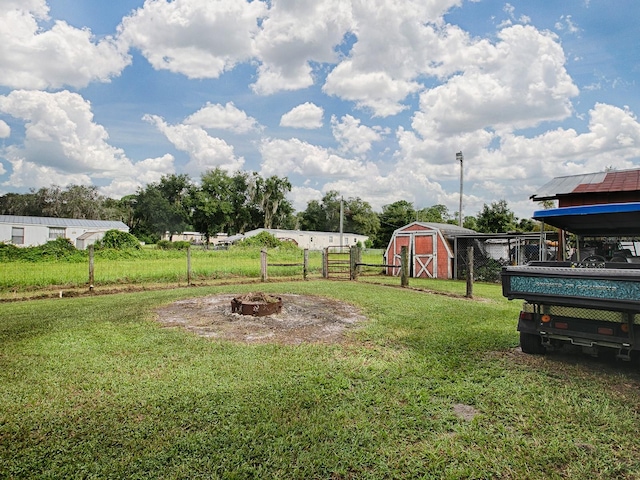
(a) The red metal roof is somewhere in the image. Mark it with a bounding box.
[572,170,640,193]
[531,168,640,201]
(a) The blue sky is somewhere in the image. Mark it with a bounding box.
[0,0,638,220]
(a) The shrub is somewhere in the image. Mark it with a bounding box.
[0,237,85,262]
[0,241,23,261]
[236,232,282,249]
[156,240,190,250]
[156,240,173,250]
[96,230,141,250]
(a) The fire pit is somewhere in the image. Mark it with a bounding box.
[231,292,283,317]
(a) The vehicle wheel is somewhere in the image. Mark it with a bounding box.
[520,332,546,354]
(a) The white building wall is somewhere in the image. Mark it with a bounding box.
[0,216,129,249]
[241,229,368,250]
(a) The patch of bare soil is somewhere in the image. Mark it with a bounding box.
[155,293,367,345]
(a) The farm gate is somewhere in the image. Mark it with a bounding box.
[324,246,351,279]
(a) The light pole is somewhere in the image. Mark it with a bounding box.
[456,151,464,227]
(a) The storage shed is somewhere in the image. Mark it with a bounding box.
[384,222,476,279]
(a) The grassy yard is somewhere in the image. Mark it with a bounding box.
[1,280,640,478]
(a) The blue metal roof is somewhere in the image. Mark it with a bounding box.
[533,202,640,235]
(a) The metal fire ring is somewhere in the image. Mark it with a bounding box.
[231,293,283,317]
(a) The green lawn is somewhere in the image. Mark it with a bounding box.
[1,281,639,479]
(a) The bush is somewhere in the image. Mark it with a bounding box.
[0,242,23,261]
[236,232,282,249]
[96,230,141,250]
[156,240,190,250]
[0,237,85,262]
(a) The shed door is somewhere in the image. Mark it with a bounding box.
[390,233,411,276]
[413,231,437,278]
[390,231,438,278]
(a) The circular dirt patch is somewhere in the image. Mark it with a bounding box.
[156,293,367,345]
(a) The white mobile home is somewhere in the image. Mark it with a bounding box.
[226,228,368,250]
[0,215,129,249]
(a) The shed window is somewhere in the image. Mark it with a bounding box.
[11,227,24,245]
[49,227,66,240]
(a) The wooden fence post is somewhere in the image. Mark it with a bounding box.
[261,249,268,282]
[88,244,95,292]
[350,246,362,281]
[303,249,309,280]
[466,246,474,298]
[187,246,192,286]
[401,245,409,287]
[322,249,328,278]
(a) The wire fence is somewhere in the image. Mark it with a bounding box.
[0,247,389,297]
[455,232,558,282]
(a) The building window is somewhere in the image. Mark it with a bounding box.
[344,237,349,245]
[329,236,333,243]
[49,227,66,240]
[11,227,24,245]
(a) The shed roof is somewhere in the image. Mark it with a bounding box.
[530,169,640,201]
[398,222,476,238]
[0,214,128,230]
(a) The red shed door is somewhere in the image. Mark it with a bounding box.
[390,231,438,278]
[413,231,437,278]
[389,233,411,276]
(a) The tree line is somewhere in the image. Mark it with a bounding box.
[0,168,537,248]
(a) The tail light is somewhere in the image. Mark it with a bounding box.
[519,311,534,321]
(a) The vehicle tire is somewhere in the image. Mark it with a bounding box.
[520,332,546,354]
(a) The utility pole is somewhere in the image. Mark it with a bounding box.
[457,151,464,227]
[339,196,344,246]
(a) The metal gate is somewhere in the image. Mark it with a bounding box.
[325,246,351,279]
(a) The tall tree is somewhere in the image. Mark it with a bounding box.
[0,192,41,216]
[132,185,175,242]
[0,185,111,219]
[299,199,326,231]
[376,200,416,248]
[299,191,379,242]
[475,200,517,233]
[343,197,380,239]
[190,168,237,242]
[417,204,451,223]
[254,175,293,229]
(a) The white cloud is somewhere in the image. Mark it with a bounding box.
[323,63,422,117]
[322,0,462,116]
[331,114,384,155]
[251,0,353,94]
[0,90,135,183]
[411,25,579,138]
[0,3,130,89]
[288,185,323,212]
[184,102,260,133]
[3,158,92,189]
[555,15,580,35]
[259,137,378,179]
[143,114,244,175]
[0,120,10,138]
[99,154,176,199]
[119,0,266,79]
[280,102,324,129]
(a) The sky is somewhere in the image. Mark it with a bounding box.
[0,0,638,221]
